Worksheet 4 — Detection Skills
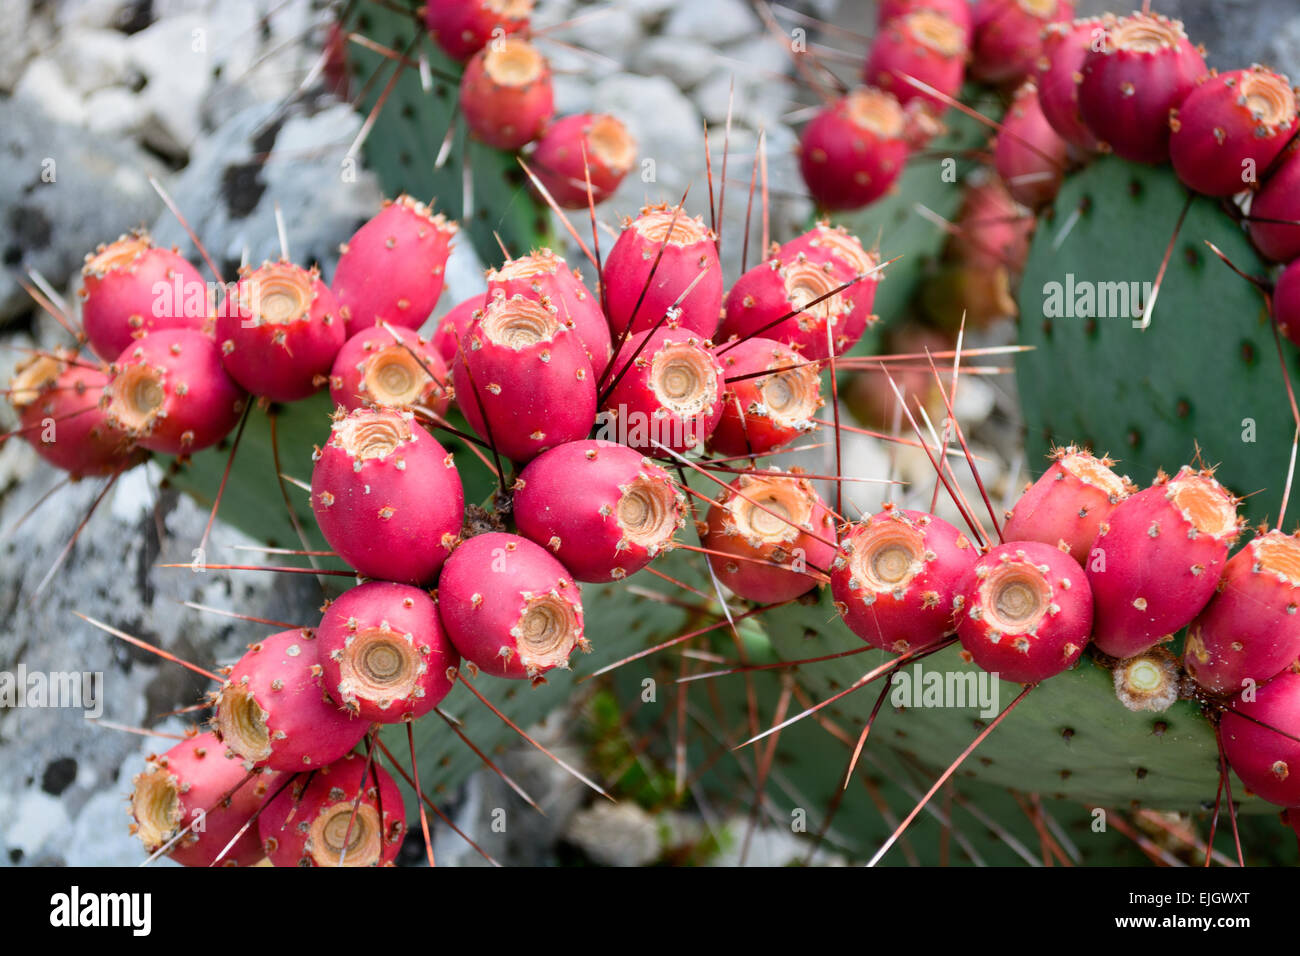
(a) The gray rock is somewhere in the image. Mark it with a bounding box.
[49,28,133,95]
[664,0,758,47]
[565,801,661,866]
[588,73,702,197]
[127,14,214,156]
[634,36,720,90]
[0,0,43,92]
[13,58,87,127]
[54,0,136,32]
[84,86,148,139]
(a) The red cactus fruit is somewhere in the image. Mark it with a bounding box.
[601,328,723,456]
[214,629,369,773]
[1077,12,1208,165]
[311,407,464,585]
[331,195,458,335]
[513,439,686,582]
[130,731,279,867]
[316,581,458,722]
[778,223,881,346]
[799,87,909,212]
[78,233,210,363]
[1247,141,1300,262]
[1001,445,1133,562]
[971,0,1074,87]
[994,80,1068,208]
[459,36,554,151]
[865,9,968,114]
[1088,466,1242,660]
[948,177,1034,274]
[1221,671,1300,808]
[259,752,406,866]
[217,261,345,403]
[487,249,611,364]
[453,292,596,462]
[709,337,823,457]
[878,0,973,44]
[9,353,144,477]
[602,203,723,340]
[426,0,532,63]
[955,541,1092,683]
[104,329,247,455]
[1273,258,1300,347]
[832,506,977,653]
[1034,17,1105,152]
[328,325,450,416]
[528,113,637,208]
[1170,66,1299,198]
[1185,531,1300,696]
[432,296,484,364]
[437,531,586,681]
[702,471,837,604]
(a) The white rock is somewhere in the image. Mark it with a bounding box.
[84,85,147,139]
[51,28,132,94]
[13,58,88,127]
[0,0,40,91]
[634,36,720,90]
[664,0,758,47]
[2,790,70,858]
[55,0,134,31]
[128,15,215,156]
[588,73,701,194]
[552,5,642,76]
[565,802,661,866]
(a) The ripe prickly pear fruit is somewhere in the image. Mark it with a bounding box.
[1273,259,1300,347]
[328,325,450,416]
[79,233,210,362]
[1087,466,1241,661]
[970,0,1074,87]
[1185,531,1300,696]
[1001,445,1132,561]
[602,203,723,340]
[709,337,822,457]
[877,0,973,45]
[1170,66,1298,198]
[487,249,611,364]
[832,506,976,653]
[1077,12,1207,165]
[459,36,554,151]
[214,629,369,773]
[130,731,279,867]
[528,113,636,208]
[331,195,458,335]
[316,581,458,723]
[799,87,909,212]
[513,439,685,582]
[452,292,596,463]
[719,254,863,360]
[779,223,881,344]
[104,329,247,456]
[866,9,967,114]
[432,296,483,364]
[1035,17,1104,152]
[702,471,837,604]
[259,752,406,866]
[1221,671,1300,808]
[948,176,1033,274]
[311,407,464,585]
[438,532,586,681]
[602,328,724,456]
[955,541,1092,684]
[217,261,345,403]
[1248,141,1300,262]
[426,0,532,62]
[994,80,1068,209]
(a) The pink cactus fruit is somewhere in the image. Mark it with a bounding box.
[1185,531,1300,696]
[1221,670,1300,808]
[970,0,1074,87]
[702,471,838,604]
[437,531,586,681]
[1034,17,1105,152]
[994,80,1068,208]
[9,352,144,477]
[486,249,612,365]
[1273,259,1300,348]
[877,0,973,45]
[513,439,686,582]
[328,325,450,417]
[316,581,459,723]
[453,292,596,463]
[426,0,532,62]
[1087,466,1242,660]
[130,731,280,867]
[778,222,882,348]
[214,629,369,773]
[217,261,345,403]
[948,177,1034,274]
[459,36,554,151]
[709,337,823,457]
[103,329,247,456]
[955,541,1093,684]
[1001,444,1133,562]
[832,506,977,653]
[601,327,723,456]
[78,233,210,362]
[259,752,406,867]
[431,296,484,364]
[1247,140,1300,262]
[1170,66,1298,198]
[331,195,458,335]
[528,113,637,208]
[799,87,909,212]
[865,9,968,114]
[311,407,464,585]
[602,203,723,340]
[1077,11,1208,165]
